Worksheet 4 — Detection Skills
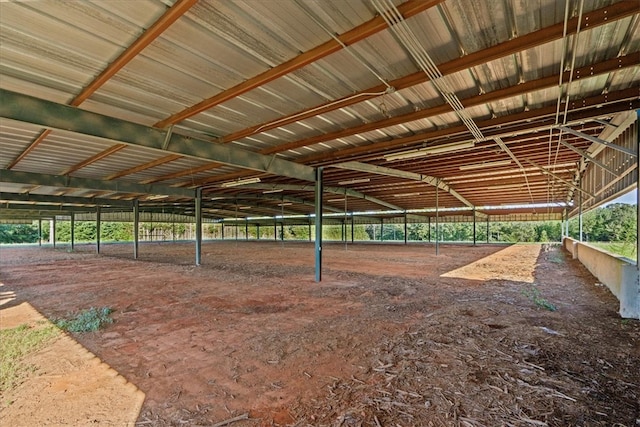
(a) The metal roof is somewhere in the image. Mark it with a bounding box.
[1,0,638,222]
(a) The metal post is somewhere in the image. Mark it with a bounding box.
[435,183,439,256]
[380,218,383,242]
[38,218,42,247]
[221,221,225,240]
[404,211,408,245]
[579,181,583,241]
[274,218,277,241]
[245,219,249,240]
[473,207,477,246]
[315,167,323,282]
[280,222,284,242]
[636,132,639,297]
[133,200,139,259]
[428,216,431,242]
[51,217,56,248]
[351,214,355,242]
[486,216,490,243]
[257,223,260,240]
[70,212,75,252]
[195,188,202,266]
[96,206,101,254]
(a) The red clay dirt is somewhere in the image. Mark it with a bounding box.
[0,241,638,426]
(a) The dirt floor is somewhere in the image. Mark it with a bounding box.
[0,241,638,426]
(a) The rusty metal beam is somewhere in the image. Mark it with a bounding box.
[153,0,443,128]
[5,0,196,171]
[221,1,639,145]
[259,55,636,155]
[298,88,639,165]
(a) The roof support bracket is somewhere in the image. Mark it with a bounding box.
[558,125,637,157]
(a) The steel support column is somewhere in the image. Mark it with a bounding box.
[351,215,355,242]
[579,183,583,242]
[315,167,323,282]
[436,183,440,256]
[486,216,490,243]
[51,217,56,248]
[133,200,139,259]
[38,219,42,247]
[636,130,640,319]
[70,212,75,252]
[473,207,477,246]
[428,216,431,242]
[195,188,202,266]
[404,211,408,245]
[96,206,101,254]
[245,220,249,240]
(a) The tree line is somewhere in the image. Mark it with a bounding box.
[0,203,636,246]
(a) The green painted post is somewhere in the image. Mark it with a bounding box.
[404,211,408,245]
[133,200,139,259]
[436,183,439,256]
[96,206,101,254]
[70,212,75,252]
[195,188,202,266]
[315,167,323,282]
[473,207,477,246]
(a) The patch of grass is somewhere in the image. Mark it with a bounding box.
[522,285,557,312]
[0,322,59,393]
[55,306,114,333]
[590,241,637,261]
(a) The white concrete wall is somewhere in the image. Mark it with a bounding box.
[563,237,639,319]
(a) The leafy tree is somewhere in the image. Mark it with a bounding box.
[0,224,39,244]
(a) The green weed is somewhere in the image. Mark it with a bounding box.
[522,285,557,312]
[55,306,114,333]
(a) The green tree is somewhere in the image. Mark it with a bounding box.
[0,224,39,243]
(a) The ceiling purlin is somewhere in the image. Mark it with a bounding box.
[5,0,197,172]
[173,15,636,189]
[153,0,444,129]
[105,154,183,180]
[61,144,127,176]
[298,89,639,165]
[220,1,638,146]
[259,55,636,156]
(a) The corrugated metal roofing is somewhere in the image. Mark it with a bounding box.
[1,0,638,222]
